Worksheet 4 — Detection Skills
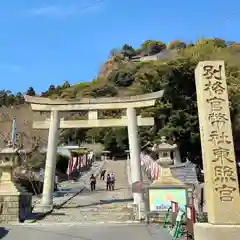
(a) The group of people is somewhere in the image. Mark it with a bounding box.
[89,169,116,191]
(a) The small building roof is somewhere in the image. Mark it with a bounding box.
[170,161,198,185]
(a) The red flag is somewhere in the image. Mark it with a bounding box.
[72,157,78,171]
[67,157,73,176]
[77,155,81,170]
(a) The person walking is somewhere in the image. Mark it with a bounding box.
[100,169,106,180]
[110,172,115,191]
[90,174,96,191]
[106,174,111,191]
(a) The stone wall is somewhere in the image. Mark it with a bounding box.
[0,194,32,223]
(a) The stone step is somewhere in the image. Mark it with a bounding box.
[52,207,133,214]
[57,209,133,215]
[79,211,133,220]
[67,215,132,221]
[62,205,131,210]
[81,217,133,222]
[80,212,132,216]
[43,212,134,222]
[82,212,132,216]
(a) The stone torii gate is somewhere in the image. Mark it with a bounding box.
[25,91,163,212]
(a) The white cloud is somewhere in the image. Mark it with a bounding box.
[0,64,21,71]
[27,1,104,17]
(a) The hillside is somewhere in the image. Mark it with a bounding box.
[1,38,240,166]
[0,104,48,148]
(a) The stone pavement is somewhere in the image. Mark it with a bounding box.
[31,161,105,211]
[1,159,172,240]
[35,159,134,223]
[0,224,171,240]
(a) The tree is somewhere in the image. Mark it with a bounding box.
[115,128,129,152]
[85,128,105,143]
[102,128,127,156]
[121,44,136,59]
[90,84,117,97]
[196,38,227,48]
[141,40,166,56]
[26,87,36,96]
[15,92,24,105]
[62,81,70,89]
[107,68,135,87]
[167,40,187,50]
[6,93,15,106]
[48,84,55,93]
[0,90,7,106]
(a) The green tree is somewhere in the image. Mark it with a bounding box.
[62,81,71,89]
[121,44,136,59]
[167,40,187,50]
[107,68,135,87]
[15,92,24,105]
[26,87,36,96]
[90,84,117,97]
[196,38,227,48]
[141,40,166,56]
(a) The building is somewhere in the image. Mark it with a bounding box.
[131,50,176,62]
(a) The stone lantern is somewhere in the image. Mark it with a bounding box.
[152,136,174,166]
[151,136,184,186]
[152,136,181,166]
[0,148,20,193]
[0,147,32,223]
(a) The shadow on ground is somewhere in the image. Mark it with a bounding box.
[89,188,124,192]
[61,198,133,209]
[0,227,9,239]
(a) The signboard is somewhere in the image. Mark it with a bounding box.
[132,181,145,193]
[147,187,187,212]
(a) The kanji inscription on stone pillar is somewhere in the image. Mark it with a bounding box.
[195,61,240,224]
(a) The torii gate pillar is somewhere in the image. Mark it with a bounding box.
[127,107,143,204]
[41,110,60,210]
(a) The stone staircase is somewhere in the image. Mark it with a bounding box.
[44,200,135,223]
[39,160,135,223]
[76,204,134,222]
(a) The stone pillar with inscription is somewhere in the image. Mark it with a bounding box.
[194,61,240,240]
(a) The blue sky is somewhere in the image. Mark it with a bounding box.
[0,0,239,94]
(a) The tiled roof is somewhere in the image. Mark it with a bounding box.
[170,161,198,185]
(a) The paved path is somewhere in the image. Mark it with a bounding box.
[0,224,171,240]
[30,162,105,218]
[37,159,134,223]
[1,160,172,240]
